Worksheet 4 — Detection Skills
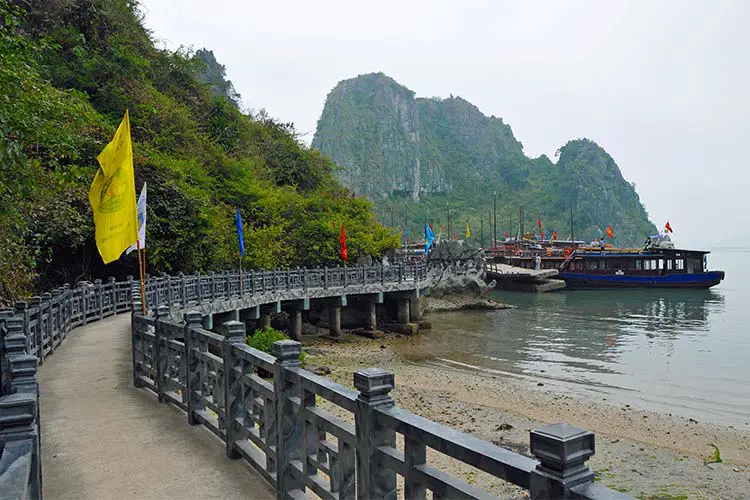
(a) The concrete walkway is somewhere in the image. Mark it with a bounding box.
[39,314,273,500]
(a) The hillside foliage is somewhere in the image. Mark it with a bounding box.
[0,1,398,303]
[313,73,657,246]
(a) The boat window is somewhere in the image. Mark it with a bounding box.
[587,260,598,270]
[658,259,664,270]
[600,259,606,270]
[635,260,643,270]
[694,258,703,273]
[675,259,684,270]
[666,259,673,270]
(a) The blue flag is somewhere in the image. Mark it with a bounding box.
[425,224,435,255]
[236,208,245,257]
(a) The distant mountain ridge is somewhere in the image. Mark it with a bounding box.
[313,72,656,245]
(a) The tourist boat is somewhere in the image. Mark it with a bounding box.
[497,233,725,289]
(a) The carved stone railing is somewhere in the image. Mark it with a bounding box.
[1,259,632,499]
[129,273,633,500]
[0,263,426,499]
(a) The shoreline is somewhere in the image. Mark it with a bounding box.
[304,329,750,499]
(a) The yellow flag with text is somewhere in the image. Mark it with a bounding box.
[466,222,471,239]
[88,110,138,264]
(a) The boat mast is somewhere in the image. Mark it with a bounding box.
[569,201,575,249]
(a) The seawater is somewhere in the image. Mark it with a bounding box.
[401,249,750,427]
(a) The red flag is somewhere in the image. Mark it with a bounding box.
[537,218,542,229]
[505,231,509,239]
[665,221,673,233]
[553,231,557,240]
[339,223,348,262]
[429,223,433,230]
[606,225,613,239]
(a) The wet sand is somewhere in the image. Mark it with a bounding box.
[305,332,750,499]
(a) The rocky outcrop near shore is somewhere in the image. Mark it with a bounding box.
[424,241,509,312]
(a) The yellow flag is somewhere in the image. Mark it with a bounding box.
[466,222,471,238]
[89,110,138,264]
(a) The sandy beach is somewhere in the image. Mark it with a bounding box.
[304,328,750,499]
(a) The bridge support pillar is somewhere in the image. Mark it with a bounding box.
[261,313,271,330]
[289,307,302,341]
[409,297,422,322]
[367,302,377,330]
[396,299,410,324]
[329,306,342,337]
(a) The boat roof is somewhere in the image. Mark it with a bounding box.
[573,247,710,256]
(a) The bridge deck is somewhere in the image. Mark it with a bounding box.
[38,314,273,500]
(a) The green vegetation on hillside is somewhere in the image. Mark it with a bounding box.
[0,1,398,302]
[313,73,657,246]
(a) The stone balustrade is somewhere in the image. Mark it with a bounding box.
[0,262,633,499]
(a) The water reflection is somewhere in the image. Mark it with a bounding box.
[397,287,748,424]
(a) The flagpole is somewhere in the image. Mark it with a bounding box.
[239,254,243,297]
[136,239,146,314]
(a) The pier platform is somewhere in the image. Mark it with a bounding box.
[484,262,566,292]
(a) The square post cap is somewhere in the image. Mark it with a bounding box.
[530,423,595,473]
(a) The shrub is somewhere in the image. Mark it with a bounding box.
[246,327,306,366]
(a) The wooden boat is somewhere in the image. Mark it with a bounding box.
[495,234,725,289]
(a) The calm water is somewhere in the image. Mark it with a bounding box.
[404,249,750,426]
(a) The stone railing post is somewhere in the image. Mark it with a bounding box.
[154,305,169,402]
[94,279,103,319]
[40,293,51,350]
[61,284,71,331]
[80,283,89,325]
[529,423,596,499]
[108,277,116,314]
[184,311,204,425]
[180,273,187,308]
[250,270,255,296]
[5,317,29,360]
[272,340,303,498]
[324,267,329,289]
[14,301,30,356]
[225,271,231,300]
[303,268,308,292]
[0,391,41,500]
[131,298,144,388]
[196,273,203,304]
[354,368,397,500]
[8,354,38,395]
[220,320,246,459]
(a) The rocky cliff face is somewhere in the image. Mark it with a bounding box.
[312,73,525,200]
[313,72,656,245]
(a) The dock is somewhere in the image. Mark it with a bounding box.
[484,262,567,292]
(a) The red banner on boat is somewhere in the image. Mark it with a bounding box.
[665,221,673,233]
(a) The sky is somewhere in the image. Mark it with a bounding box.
[139,0,750,249]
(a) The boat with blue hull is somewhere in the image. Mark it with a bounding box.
[495,234,725,289]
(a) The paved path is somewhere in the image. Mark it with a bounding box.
[39,314,273,500]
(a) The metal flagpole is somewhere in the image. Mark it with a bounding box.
[136,240,146,314]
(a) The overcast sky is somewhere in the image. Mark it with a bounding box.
[140,0,749,249]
